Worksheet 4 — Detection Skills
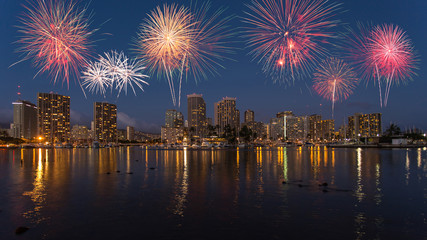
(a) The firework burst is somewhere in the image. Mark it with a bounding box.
[135,3,233,107]
[344,23,417,107]
[368,24,417,106]
[243,0,341,84]
[15,0,95,88]
[313,57,359,117]
[82,51,149,97]
[81,61,110,96]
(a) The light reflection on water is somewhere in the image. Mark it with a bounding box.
[0,147,426,239]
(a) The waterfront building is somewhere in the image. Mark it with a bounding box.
[309,114,322,141]
[187,94,207,137]
[37,93,70,143]
[161,127,184,144]
[11,100,38,139]
[348,113,382,139]
[214,97,239,135]
[165,109,184,128]
[94,102,117,143]
[71,125,90,143]
[244,110,255,123]
[127,126,135,141]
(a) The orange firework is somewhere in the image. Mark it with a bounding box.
[135,3,233,107]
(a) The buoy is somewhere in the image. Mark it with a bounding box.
[149,167,155,170]
[282,181,287,184]
[116,170,120,173]
[106,172,111,175]
[15,227,29,235]
[127,172,133,174]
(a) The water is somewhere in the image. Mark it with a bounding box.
[0,147,426,239]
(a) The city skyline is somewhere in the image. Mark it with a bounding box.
[0,0,426,132]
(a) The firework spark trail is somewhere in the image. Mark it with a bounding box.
[313,57,359,118]
[81,51,149,97]
[368,24,417,106]
[243,0,341,84]
[15,0,95,88]
[136,2,234,107]
[136,4,194,106]
[342,23,384,106]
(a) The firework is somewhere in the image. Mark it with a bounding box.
[135,3,233,107]
[368,24,417,106]
[313,57,359,117]
[82,51,149,97]
[242,0,341,84]
[135,4,193,106]
[81,61,110,96]
[344,23,417,107]
[15,0,95,88]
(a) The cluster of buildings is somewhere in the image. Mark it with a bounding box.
[161,93,383,144]
[6,93,157,144]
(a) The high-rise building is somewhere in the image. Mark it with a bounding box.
[187,94,207,137]
[214,97,239,135]
[127,126,135,141]
[71,125,90,142]
[318,119,335,141]
[348,113,382,139]
[37,93,70,143]
[94,102,117,143]
[11,100,38,139]
[309,114,322,141]
[165,110,184,128]
[244,110,254,123]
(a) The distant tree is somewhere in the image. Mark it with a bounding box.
[222,124,237,144]
[384,124,401,137]
[239,125,253,143]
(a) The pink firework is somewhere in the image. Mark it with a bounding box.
[15,0,95,88]
[313,57,359,118]
[243,0,341,84]
[368,24,417,106]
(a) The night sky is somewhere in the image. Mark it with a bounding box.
[0,0,426,133]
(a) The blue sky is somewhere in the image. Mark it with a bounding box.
[0,0,426,133]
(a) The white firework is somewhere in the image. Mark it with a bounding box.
[81,61,111,96]
[82,50,149,97]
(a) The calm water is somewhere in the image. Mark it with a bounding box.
[0,147,426,239]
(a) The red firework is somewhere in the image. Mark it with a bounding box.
[243,0,341,84]
[15,0,95,88]
[369,24,417,85]
[344,23,417,107]
[313,57,359,117]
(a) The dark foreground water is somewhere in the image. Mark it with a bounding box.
[0,147,426,240]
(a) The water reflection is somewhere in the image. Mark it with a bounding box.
[22,149,49,224]
[0,147,425,239]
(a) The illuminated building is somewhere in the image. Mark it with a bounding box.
[161,127,184,144]
[162,109,184,144]
[11,100,38,139]
[127,126,135,141]
[309,114,322,141]
[244,109,254,123]
[348,113,382,139]
[71,125,90,142]
[187,94,207,137]
[37,93,70,143]
[165,109,184,128]
[94,102,117,143]
[214,97,239,135]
